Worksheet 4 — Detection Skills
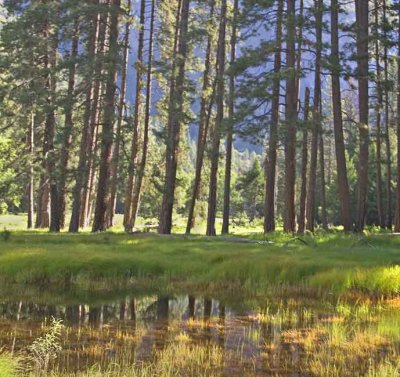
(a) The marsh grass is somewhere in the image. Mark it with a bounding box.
[0,351,21,377]
[0,216,399,376]
[1,297,399,376]
[0,232,399,299]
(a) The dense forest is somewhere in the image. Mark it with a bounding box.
[0,0,400,235]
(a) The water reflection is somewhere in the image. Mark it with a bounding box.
[0,294,399,376]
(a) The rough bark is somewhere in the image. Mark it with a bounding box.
[69,0,100,232]
[395,6,400,232]
[330,0,352,231]
[295,0,304,109]
[264,0,283,233]
[58,18,79,229]
[206,0,227,236]
[124,0,146,232]
[374,0,384,228]
[355,0,369,232]
[158,0,191,234]
[92,0,121,232]
[81,5,110,228]
[305,0,322,232]
[36,1,58,230]
[383,1,392,229]
[283,0,298,233]
[107,0,131,228]
[46,1,60,232]
[130,0,156,228]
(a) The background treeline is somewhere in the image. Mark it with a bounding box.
[0,0,400,234]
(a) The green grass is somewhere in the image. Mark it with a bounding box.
[0,352,21,377]
[0,229,399,298]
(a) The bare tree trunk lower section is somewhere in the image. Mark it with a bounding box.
[158,0,190,234]
[92,0,121,232]
[264,0,283,233]
[355,0,369,232]
[206,0,227,236]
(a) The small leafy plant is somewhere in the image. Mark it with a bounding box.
[28,318,63,374]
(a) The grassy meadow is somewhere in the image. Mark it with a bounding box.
[0,215,399,298]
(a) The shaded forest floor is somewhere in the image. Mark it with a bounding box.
[0,215,399,299]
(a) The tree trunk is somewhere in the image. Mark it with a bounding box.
[158,0,191,234]
[355,0,369,232]
[305,0,322,232]
[295,0,304,109]
[283,0,298,233]
[374,0,384,228]
[58,18,79,229]
[206,0,227,236]
[92,0,121,232]
[27,113,35,229]
[46,1,60,233]
[395,6,400,232]
[107,0,131,229]
[264,0,283,233]
[81,5,110,228]
[69,0,100,232]
[383,2,392,229]
[36,2,58,230]
[318,113,328,230]
[221,0,238,235]
[330,0,352,231]
[186,0,216,234]
[130,0,156,228]
[124,0,146,232]
[297,87,310,234]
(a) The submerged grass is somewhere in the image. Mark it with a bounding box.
[0,231,399,297]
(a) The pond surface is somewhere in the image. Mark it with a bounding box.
[0,291,399,376]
